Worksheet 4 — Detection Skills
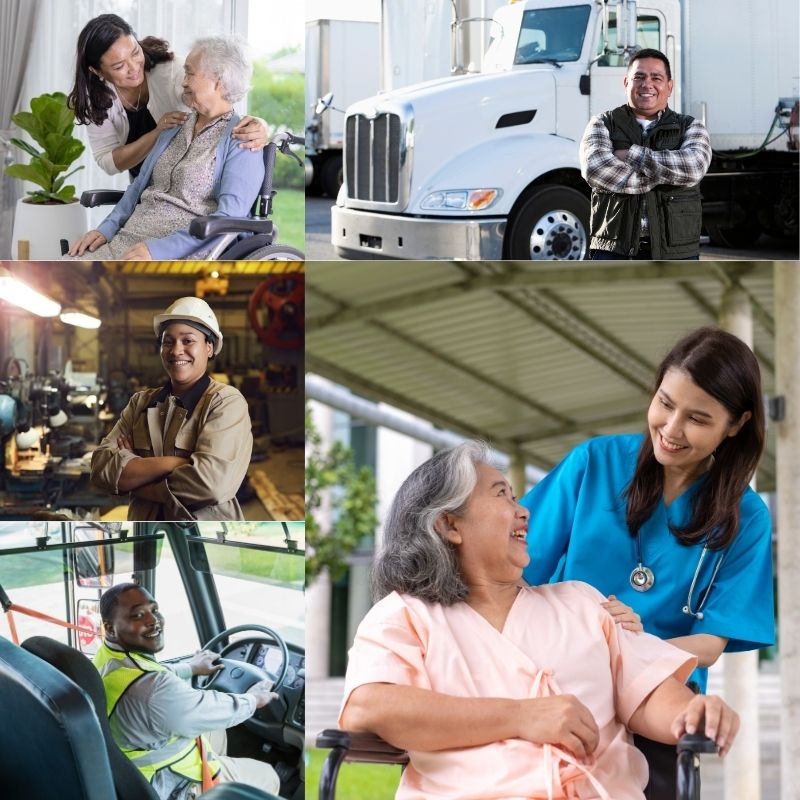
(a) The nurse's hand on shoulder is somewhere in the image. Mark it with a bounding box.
[520,694,599,761]
[671,694,739,758]
[122,242,152,260]
[68,230,107,256]
[602,595,643,632]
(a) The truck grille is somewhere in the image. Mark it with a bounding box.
[345,113,402,203]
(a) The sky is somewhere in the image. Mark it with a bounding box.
[248,0,305,58]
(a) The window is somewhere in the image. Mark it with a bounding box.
[514,6,592,65]
[596,15,662,67]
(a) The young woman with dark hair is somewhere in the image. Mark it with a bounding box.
[520,326,774,800]
[68,13,267,178]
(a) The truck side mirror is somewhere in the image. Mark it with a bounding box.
[315,92,334,116]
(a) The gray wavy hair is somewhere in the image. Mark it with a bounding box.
[190,36,252,103]
[371,441,495,606]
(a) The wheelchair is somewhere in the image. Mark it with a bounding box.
[315,728,718,800]
[61,131,305,261]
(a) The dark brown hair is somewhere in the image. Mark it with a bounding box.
[626,327,764,549]
[628,47,672,80]
[68,14,174,127]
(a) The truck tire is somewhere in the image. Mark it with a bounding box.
[705,220,762,249]
[507,186,589,260]
[321,154,344,198]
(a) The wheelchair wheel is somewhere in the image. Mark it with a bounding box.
[249,244,305,261]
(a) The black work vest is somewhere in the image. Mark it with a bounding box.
[590,105,702,259]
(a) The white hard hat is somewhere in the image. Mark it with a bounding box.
[153,297,224,355]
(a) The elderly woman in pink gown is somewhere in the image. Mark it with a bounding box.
[340,441,739,800]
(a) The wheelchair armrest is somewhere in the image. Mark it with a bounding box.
[316,728,409,765]
[317,729,407,800]
[81,190,125,207]
[189,216,274,239]
[676,734,717,800]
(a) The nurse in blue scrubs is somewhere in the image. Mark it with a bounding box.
[520,326,774,800]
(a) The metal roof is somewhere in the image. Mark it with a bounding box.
[307,260,779,490]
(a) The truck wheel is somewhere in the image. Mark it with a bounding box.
[507,186,589,259]
[705,221,762,249]
[321,154,344,198]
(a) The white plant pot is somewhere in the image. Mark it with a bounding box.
[11,197,88,260]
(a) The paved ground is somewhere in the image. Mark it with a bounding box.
[306,661,781,799]
[306,196,798,262]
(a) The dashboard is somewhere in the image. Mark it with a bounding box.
[225,639,305,734]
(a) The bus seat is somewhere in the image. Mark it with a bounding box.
[23,636,283,800]
[204,786,282,799]
[22,635,160,800]
[0,635,117,800]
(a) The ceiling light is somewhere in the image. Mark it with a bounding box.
[0,267,60,317]
[59,309,102,329]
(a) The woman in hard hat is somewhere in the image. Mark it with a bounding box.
[91,297,252,520]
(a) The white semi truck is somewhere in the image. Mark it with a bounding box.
[331,0,799,259]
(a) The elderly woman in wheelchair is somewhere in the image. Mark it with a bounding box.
[67,35,263,261]
[338,442,738,800]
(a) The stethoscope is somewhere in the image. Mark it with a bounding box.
[630,531,726,620]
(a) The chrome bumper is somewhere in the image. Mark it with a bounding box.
[331,205,506,260]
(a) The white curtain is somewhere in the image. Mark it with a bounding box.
[0,0,41,258]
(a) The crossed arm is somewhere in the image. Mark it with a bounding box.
[580,115,712,195]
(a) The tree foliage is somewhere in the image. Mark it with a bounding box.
[305,406,378,586]
[248,55,304,190]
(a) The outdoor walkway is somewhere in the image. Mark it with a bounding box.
[306,663,781,799]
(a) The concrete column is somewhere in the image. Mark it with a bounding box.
[718,284,761,800]
[509,449,526,499]
[775,263,800,800]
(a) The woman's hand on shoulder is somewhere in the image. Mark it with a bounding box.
[520,695,599,760]
[602,594,643,632]
[156,111,189,132]
[232,115,268,151]
[68,230,107,256]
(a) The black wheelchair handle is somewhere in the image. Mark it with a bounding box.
[677,733,718,754]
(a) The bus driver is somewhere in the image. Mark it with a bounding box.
[95,582,280,799]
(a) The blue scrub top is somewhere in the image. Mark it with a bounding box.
[521,434,775,692]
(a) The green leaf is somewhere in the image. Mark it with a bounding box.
[9,138,40,159]
[7,91,83,196]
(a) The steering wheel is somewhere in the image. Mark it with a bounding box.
[192,624,290,696]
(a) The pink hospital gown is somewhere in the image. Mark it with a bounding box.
[340,582,696,800]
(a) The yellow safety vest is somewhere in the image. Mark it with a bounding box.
[94,642,221,784]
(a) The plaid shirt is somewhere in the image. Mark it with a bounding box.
[580,110,712,195]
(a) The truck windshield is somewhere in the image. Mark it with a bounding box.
[515,6,592,65]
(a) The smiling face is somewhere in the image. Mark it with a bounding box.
[440,462,530,585]
[160,322,212,393]
[103,587,164,654]
[181,49,225,116]
[623,56,673,119]
[94,34,145,90]
[647,367,751,482]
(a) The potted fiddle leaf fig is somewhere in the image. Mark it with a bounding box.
[6,92,88,258]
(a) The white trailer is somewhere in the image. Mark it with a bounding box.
[332,0,799,259]
[305,18,380,196]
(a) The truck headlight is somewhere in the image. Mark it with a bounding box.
[421,189,500,210]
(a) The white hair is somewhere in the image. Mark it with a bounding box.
[190,36,252,103]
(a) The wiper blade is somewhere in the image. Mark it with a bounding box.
[527,58,563,68]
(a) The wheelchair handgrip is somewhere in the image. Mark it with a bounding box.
[80,190,125,208]
[677,733,718,754]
